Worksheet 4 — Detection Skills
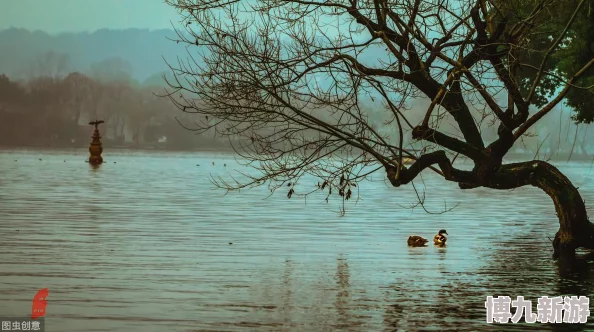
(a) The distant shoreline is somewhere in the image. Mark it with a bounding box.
[1,145,592,163]
[0,144,238,154]
[504,152,594,163]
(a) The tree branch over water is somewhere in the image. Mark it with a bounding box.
[164,0,594,260]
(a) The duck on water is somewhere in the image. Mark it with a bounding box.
[433,229,448,246]
[407,229,448,247]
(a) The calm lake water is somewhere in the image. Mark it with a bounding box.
[1,148,594,332]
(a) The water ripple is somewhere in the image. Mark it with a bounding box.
[1,149,593,331]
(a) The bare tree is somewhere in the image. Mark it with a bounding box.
[164,0,594,259]
[27,51,70,79]
[89,57,134,83]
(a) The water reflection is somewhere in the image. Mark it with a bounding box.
[89,163,102,172]
[1,150,594,331]
[556,252,594,301]
[281,259,293,326]
[436,246,447,278]
[557,252,594,282]
[552,254,594,332]
[334,255,352,329]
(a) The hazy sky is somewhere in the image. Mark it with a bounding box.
[0,0,180,33]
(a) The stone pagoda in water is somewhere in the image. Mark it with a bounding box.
[88,120,105,164]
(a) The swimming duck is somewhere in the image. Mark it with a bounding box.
[407,235,429,247]
[433,229,448,246]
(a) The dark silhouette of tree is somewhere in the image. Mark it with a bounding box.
[0,74,25,103]
[0,75,28,144]
[165,0,594,260]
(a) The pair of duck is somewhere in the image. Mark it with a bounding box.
[408,229,448,247]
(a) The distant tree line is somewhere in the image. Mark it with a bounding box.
[0,64,590,156]
[0,71,233,150]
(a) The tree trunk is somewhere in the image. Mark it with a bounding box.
[487,160,594,259]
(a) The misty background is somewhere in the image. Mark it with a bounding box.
[0,0,591,158]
